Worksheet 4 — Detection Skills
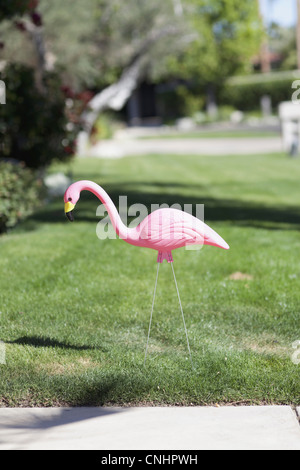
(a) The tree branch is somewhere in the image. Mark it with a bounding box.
[23,19,47,92]
[81,24,181,134]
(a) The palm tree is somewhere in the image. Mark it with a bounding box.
[257,0,271,72]
[297,0,300,69]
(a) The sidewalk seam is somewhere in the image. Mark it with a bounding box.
[293,406,300,426]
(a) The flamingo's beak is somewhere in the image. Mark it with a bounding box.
[64,202,75,222]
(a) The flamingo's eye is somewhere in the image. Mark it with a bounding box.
[68,197,72,202]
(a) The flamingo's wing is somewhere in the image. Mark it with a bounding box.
[138,208,229,250]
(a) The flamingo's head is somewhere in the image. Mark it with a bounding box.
[64,185,80,222]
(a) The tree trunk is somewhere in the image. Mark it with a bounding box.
[257,0,271,73]
[77,25,180,156]
[81,57,143,135]
[206,84,218,119]
[24,20,47,93]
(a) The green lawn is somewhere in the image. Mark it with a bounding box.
[139,129,279,139]
[0,152,299,407]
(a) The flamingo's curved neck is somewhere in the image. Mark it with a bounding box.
[76,180,130,241]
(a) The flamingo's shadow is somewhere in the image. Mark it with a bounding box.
[7,335,105,351]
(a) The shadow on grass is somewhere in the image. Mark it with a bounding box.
[70,373,149,407]
[25,181,300,231]
[7,336,106,352]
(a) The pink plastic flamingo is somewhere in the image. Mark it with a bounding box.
[64,180,229,366]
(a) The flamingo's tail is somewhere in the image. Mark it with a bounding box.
[204,225,229,250]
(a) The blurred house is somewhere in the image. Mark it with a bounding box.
[126,82,161,127]
[252,50,284,72]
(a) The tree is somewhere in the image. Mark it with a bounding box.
[81,24,182,135]
[36,0,189,89]
[0,0,193,154]
[0,0,47,90]
[266,24,297,71]
[35,0,192,151]
[0,2,190,112]
[168,0,263,115]
[0,0,264,151]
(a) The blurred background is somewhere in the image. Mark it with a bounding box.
[0,1,299,223]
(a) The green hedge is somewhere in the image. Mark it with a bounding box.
[220,71,299,111]
[0,161,44,233]
[0,63,76,169]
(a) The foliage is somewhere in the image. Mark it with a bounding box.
[267,24,297,71]
[168,0,263,88]
[157,84,205,120]
[221,72,297,111]
[33,0,263,91]
[0,63,77,169]
[0,0,265,119]
[0,0,38,22]
[90,114,116,144]
[0,160,44,233]
[36,0,187,89]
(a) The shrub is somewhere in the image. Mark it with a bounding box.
[0,160,44,233]
[90,114,114,144]
[0,0,38,21]
[156,84,205,121]
[0,63,77,169]
[220,71,298,111]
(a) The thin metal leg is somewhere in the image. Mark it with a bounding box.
[144,262,160,367]
[170,261,194,369]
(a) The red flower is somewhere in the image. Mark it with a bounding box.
[61,86,75,98]
[30,12,43,27]
[64,146,75,155]
[28,0,39,10]
[76,90,94,104]
[15,21,27,32]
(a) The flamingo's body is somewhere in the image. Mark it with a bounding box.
[136,207,229,262]
[64,180,229,262]
[64,180,229,367]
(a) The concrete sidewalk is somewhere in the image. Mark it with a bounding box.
[0,406,299,450]
[86,137,283,159]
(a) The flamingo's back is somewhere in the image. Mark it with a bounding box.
[135,208,229,253]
